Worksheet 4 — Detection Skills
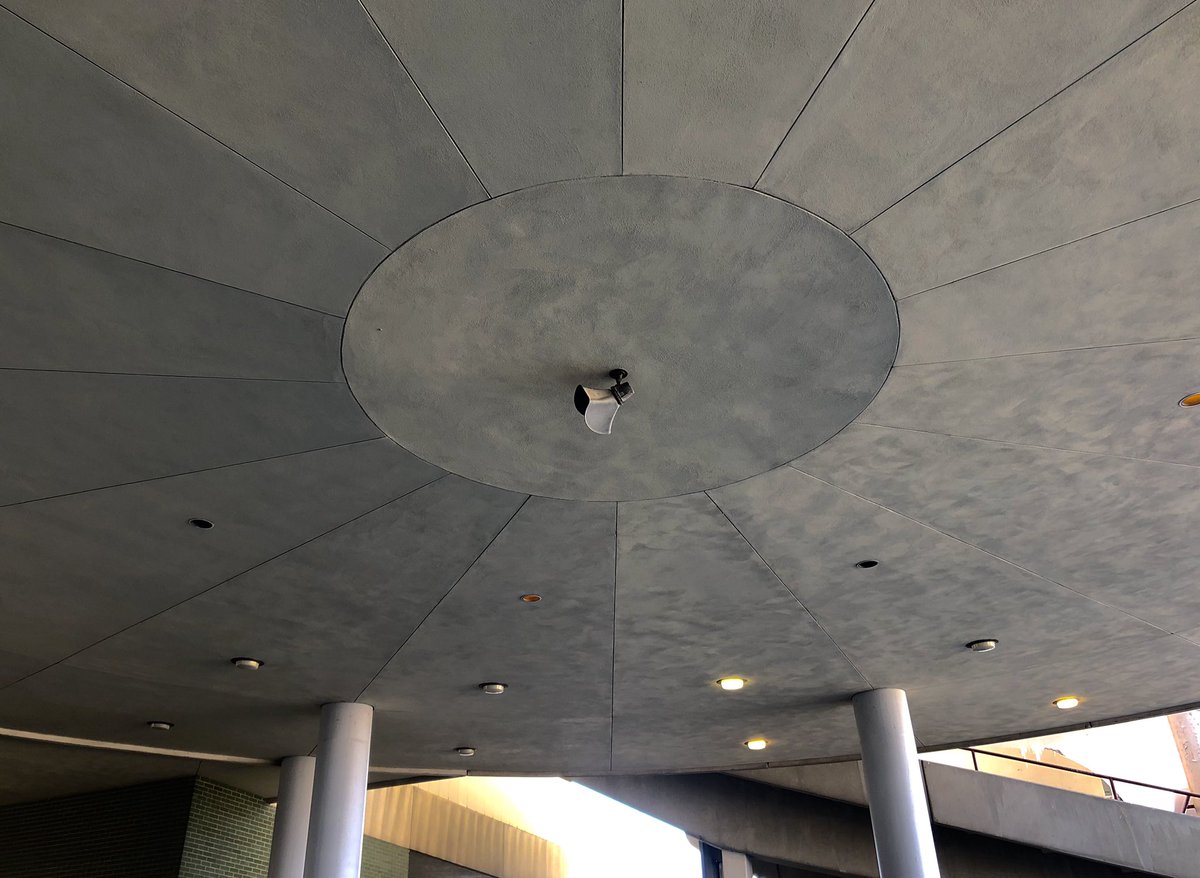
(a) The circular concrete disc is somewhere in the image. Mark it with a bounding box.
[344,176,896,500]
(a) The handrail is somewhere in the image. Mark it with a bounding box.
[964,747,1198,815]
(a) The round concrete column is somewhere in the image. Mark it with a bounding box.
[268,755,316,878]
[852,688,941,878]
[303,703,374,878]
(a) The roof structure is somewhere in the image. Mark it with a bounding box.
[2,0,1200,798]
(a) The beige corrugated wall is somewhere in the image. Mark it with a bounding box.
[364,784,566,878]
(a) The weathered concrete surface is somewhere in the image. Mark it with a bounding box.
[344,175,896,500]
[855,3,1200,295]
[364,0,621,194]
[0,9,384,314]
[624,0,869,183]
[759,0,1186,231]
[2,0,486,245]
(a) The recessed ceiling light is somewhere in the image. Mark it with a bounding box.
[519,594,542,603]
[188,518,214,529]
[479,682,508,695]
[1053,695,1081,710]
[717,677,746,691]
[147,721,174,731]
[965,639,999,653]
[231,657,263,670]
[455,747,476,757]
[855,559,879,569]
[1179,393,1200,407]
[744,738,768,751]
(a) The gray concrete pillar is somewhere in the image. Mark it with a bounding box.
[268,755,316,878]
[303,703,374,878]
[852,688,941,878]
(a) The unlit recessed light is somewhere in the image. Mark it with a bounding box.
[1179,393,1200,407]
[188,518,214,529]
[231,657,263,670]
[455,747,476,757]
[717,677,746,691]
[855,559,879,569]
[147,721,174,731]
[479,682,507,695]
[519,594,542,603]
[744,738,768,751]
[1053,695,1081,710]
[965,639,999,653]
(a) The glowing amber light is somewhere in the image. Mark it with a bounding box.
[717,677,746,691]
[744,738,768,751]
[1053,695,1081,710]
[1179,393,1200,407]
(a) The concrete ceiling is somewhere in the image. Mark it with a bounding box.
[2,0,1200,797]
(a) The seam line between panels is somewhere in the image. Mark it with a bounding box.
[356,0,492,199]
[0,5,391,249]
[704,491,873,687]
[855,421,1200,473]
[0,473,452,692]
[893,194,1200,301]
[0,437,389,510]
[352,493,533,701]
[850,0,1200,235]
[0,366,345,384]
[894,334,1200,368]
[609,502,619,771]
[752,0,877,191]
[0,219,346,319]
[620,0,625,175]
[787,465,1172,633]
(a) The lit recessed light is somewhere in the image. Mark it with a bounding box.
[717,677,746,691]
[147,721,174,731]
[1179,393,1200,407]
[965,639,998,653]
[519,594,542,603]
[855,559,879,569]
[231,657,263,670]
[744,738,768,751]
[479,682,508,695]
[1053,695,1082,710]
[455,747,476,757]
[188,518,214,529]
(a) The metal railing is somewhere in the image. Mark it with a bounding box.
[964,747,1198,815]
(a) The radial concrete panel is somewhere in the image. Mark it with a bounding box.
[710,466,1163,691]
[758,0,1185,231]
[0,372,379,505]
[0,666,317,760]
[362,498,614,772]
[345,176,896,500]
[0,9,384,314]
[68,476,524,706]
[792,425,1200,632]
[896,199,1200,363]
[0,652,46,690]
[0,738,199,807]
[612,493,865,771]
[364,0,620,193]
[855,4,1200,295]
[3,0,486,245]
[908,634,1200,746]
[0,223,342,380]
[868,339,1200,466]
[623,0,869,184]
[0,439,441,665]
